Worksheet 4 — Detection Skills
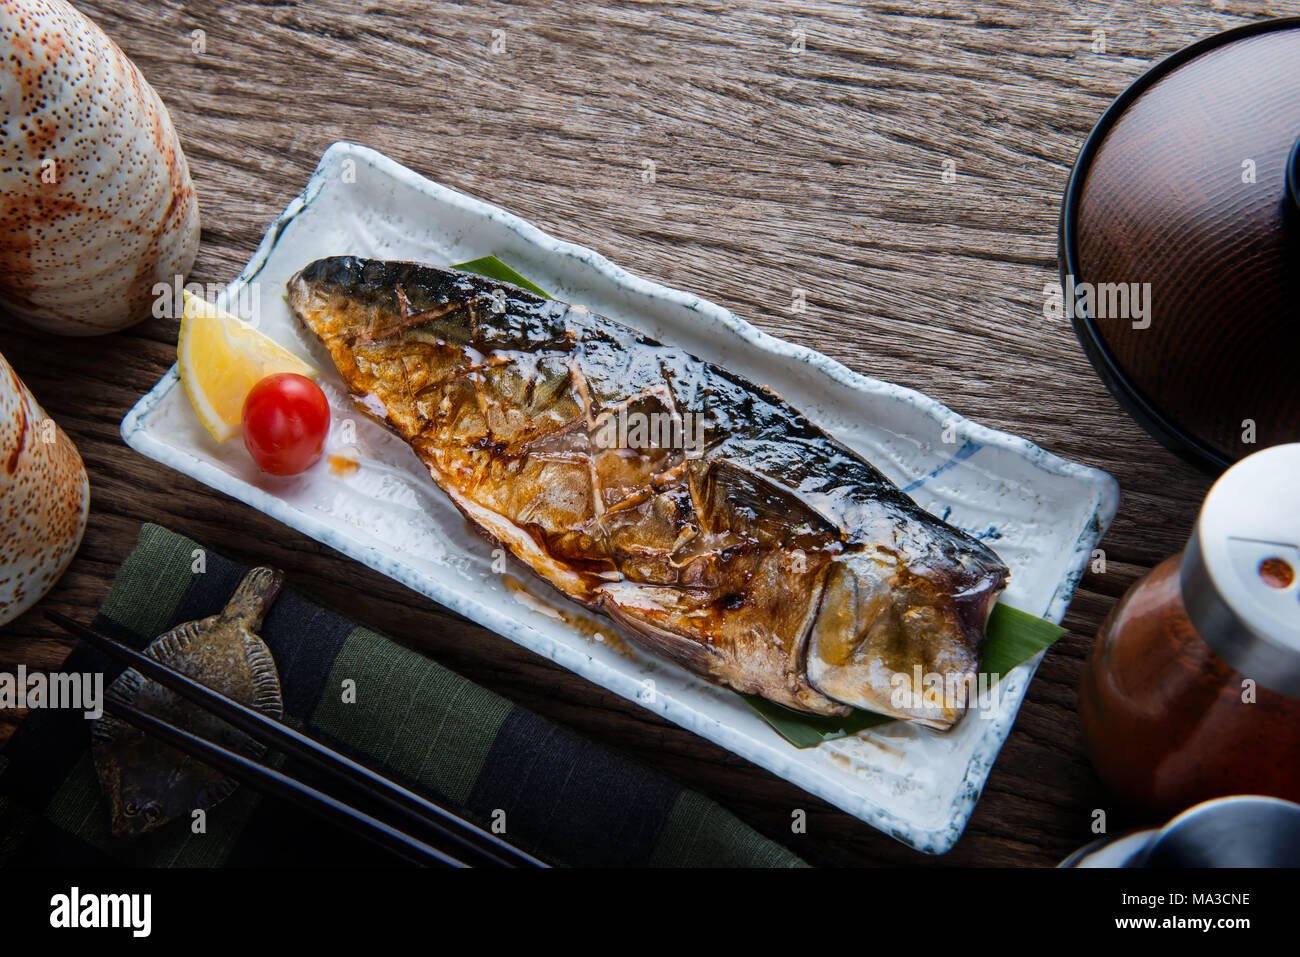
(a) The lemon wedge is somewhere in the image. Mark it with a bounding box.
[177,291,316,441]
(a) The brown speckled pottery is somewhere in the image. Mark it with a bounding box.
[0,0,200,335]
[1,349,88,624]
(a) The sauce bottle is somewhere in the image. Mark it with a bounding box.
[1080,443,1300,815]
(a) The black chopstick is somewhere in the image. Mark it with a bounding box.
[51,611,547,868]
[103,697,463,868]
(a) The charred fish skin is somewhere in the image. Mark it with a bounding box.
[289,256,1009,727]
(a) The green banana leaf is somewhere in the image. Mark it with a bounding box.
[453,255,551,298]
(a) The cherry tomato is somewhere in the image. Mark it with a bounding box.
[241,373,330,476]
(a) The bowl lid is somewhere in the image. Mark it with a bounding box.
[1061,18,1300,472]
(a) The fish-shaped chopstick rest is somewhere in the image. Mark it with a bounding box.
[91,567,284,837]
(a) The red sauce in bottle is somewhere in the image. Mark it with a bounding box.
[1080,555,1300,815]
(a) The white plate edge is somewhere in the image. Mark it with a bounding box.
[119,141,1122,854]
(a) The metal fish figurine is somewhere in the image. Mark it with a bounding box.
[91,567,283,837]
[289,257,1009,729]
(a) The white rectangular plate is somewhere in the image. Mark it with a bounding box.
[123,143,1118,854]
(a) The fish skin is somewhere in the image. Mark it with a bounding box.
[288,256,1009,727]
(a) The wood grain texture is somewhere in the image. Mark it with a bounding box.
[3,0,1293,866]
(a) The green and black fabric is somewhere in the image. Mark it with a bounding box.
[0,523,803,868]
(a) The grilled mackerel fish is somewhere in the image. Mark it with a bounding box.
[288,257,1009,729]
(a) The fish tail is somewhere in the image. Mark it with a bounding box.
[223,566,284,629]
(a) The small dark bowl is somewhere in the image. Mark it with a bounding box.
[1133,795,1300,868]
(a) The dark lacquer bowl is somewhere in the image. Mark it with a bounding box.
[1061,17,1300,474]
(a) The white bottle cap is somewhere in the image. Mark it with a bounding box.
[1181,443,1300,695]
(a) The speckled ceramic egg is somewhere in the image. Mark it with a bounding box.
[0,0,200,335]
[1,350,88,625]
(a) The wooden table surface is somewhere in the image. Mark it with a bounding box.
[3,0,1288,866]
